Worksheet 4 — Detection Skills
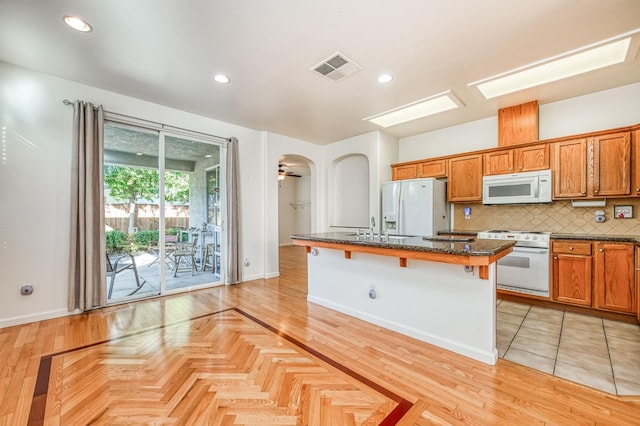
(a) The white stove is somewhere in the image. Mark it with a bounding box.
[477,230,550,249]
[477,230,551,297]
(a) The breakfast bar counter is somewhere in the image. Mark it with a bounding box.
[291,232,515,364]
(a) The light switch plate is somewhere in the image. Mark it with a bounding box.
[614,205,633,219]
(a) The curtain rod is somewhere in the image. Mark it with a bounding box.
[62,99,231,143]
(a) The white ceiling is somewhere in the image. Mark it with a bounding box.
[1,1,639,145]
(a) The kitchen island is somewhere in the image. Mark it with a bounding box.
[291,232,515,364]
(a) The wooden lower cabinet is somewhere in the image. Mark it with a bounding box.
[552,241,592,306]
[594,242,635,314]
[551,240,637,315]
[636,247,640,321]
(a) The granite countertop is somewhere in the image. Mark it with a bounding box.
[290,232,515,257]
[551,233,640,243]
[442,230,640,244]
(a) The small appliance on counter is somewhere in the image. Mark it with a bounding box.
[381,178,449,236]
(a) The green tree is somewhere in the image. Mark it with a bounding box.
[104,166,189,232]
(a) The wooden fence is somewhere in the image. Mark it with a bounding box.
[105,203,190,232]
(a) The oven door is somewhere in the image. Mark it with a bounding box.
[496,246,550,294]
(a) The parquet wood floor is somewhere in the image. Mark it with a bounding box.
[1,245,640,425]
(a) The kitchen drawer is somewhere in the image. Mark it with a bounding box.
[552,241,592,255]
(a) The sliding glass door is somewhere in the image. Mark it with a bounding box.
[103,122,224,304]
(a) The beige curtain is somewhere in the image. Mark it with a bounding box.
[225,137,241,284]
[68,101,106,311]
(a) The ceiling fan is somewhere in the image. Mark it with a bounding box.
[278,163,301,179]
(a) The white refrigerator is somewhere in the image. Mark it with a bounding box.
[381,178,449,236]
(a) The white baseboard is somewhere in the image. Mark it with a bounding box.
[0,308,75,329]
[307,295,498,365]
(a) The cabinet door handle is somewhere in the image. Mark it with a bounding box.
[554,256,558,260]
[581,191,587,195]
[595,190,599,194]
[569,246,573,250]
[636,188,640,192]
[599,249,603,252]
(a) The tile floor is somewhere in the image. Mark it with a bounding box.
[497,299,640,395]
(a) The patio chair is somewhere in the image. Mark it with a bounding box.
[147,235,179,268]
[173,235,198,277]
[106,253,149,299]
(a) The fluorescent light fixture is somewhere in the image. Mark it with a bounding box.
[364,91,463,128]
[470,32,637,99]
[213,74,230,84]
[377,74,393,83]
[63,15,92,32]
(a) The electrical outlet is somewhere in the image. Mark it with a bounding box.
[21,283,33,295]
[243,258,250,267]
[614,205,633,219]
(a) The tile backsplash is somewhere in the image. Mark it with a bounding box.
[453,199,640,235]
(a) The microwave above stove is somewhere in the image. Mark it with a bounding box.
[482,169,552,205]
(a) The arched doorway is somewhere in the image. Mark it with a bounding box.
[277,154,313,292]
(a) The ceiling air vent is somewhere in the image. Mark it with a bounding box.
[311,52,362,82]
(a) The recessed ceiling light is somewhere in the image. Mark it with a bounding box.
[469,30,638,99]
[63,15,93,32]
[213,74,230,84]
[378,74,393,83]
[136,152,143,156]
[205,154,213,158]
[363,91,463,128]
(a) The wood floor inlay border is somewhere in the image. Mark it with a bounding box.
[28,307,413,425]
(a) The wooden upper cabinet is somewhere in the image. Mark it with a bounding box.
[632,130,640,197]
[498,101,539,146]
[392,164,417,181]
[483,150,513,175]
[447,154,483,202]
[552,132,631,199]
[594,242,635,314]
[515,143,549,172]
[417,159,447,178]
[591,132,631,197]
[484,144,550,176]
[552,139,588,198]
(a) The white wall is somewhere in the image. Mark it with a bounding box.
[330,154,369,228]
[0,62,266,326]
[399,117,497,161]
[399,82,640,162]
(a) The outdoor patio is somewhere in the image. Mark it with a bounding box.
[107,249,222,301]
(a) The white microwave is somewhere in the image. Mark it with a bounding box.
[482,169,552,205]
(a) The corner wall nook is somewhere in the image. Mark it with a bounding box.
[330,154,369,228]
